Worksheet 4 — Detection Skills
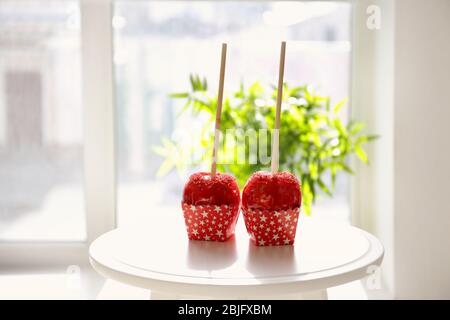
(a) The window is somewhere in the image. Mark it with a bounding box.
[0,0,353,260]
[113,1,352,226]
[0,0,85,241]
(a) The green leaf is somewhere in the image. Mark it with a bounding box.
[169,92,189,98]
[355,145,369,164]
[340,163,355,175]
[288,86,304,97]
[356,134,379,144]
[333,118,347,136]
[349,121,365,135]
[156,159,175,177]
[330,164,337,188]
[152,145,168,157]
[309,162,318,180]
[189,74,196,90]
[302,202,312,216]
[333,98,348,114]
[249,82,264,97]
[177,99,192,116]
[189,74,206,91]
[317,178,332,196]
[301,180,313,216]
[161,136,175,149]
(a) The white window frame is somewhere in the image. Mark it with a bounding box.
[0,0,116,268]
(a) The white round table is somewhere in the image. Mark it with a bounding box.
[89,214,383,300]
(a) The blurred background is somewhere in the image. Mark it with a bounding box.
[0,1,84,241]
[0,1,351,241]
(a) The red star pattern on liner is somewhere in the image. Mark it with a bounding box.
[242,207,300,246]
[182,203,240,242]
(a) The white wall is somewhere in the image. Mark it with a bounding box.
[393,0,450,299]
[352,0,395,297]
[353,0,450,299]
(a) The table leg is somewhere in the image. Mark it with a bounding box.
[250,289,328,300]
[150,290,180,300]
[295,289,328,300]
[149,289,328,300]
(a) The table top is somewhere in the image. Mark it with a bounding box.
[89,214,384,296]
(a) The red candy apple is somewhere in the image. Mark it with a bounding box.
[181,44,238,242]
[183,172,240,207]
[182,172,240,242]
[242,171,301,211]
[242,171,302,246]
[241,42,300,246]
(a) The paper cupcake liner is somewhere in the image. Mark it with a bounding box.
[242,207,300,246]
[182,203,240,242]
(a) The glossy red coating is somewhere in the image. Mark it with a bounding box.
[242,171,301,211]
[182,172,240,206]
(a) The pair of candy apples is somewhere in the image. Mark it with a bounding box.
[182,171,302,246]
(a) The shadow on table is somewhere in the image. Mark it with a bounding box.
[245,240,297,278]
[186,235,238,272]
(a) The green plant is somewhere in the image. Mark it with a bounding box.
[154,74,377,214]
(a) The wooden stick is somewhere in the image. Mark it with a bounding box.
[211,43,227,176]
[271,41,286,173]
